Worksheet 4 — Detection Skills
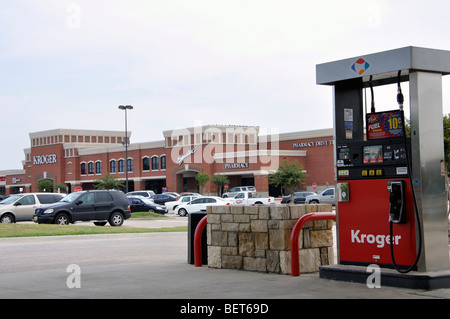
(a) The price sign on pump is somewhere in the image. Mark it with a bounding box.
[366,110,404,140]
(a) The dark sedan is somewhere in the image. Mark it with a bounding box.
[152,193,179,205]
[128,196,168,215]
[281,192,317,204]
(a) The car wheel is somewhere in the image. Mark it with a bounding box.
[109,212,124,227]
[94,221,107,226]
[54,213,70,225]
[0,214,14,223]
[178,208,188,216]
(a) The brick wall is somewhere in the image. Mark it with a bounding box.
[206,204,334,274]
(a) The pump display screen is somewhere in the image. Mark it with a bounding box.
[366,110,404,140]
[363,145,383,164]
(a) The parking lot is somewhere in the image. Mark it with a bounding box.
[1,217,450,300]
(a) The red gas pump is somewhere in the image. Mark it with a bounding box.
[316,47,450,289]
[336,106,421,270]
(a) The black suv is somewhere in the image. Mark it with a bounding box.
[33,190,131,226]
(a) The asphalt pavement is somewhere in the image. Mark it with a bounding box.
[2,214,450,301]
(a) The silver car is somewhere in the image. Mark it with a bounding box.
[0,193,65,223]
[305,188,335,205]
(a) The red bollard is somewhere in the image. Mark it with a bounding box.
[194,215,208,267]
[290,212,336,276]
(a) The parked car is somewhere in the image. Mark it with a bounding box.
[0,193,65,223]
[153,193,179,205]
[175,196,231,216]
[222,186,256,198]
[179,192,201,197]
[165,195,200,211]
[232,192,275,205]
[128,195,168,215]
[126,190,155,198]
[281,192,317,204]
[33,190,131,226]
[305,188,335,205]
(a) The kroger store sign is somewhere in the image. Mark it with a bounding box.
[33,154,57,165]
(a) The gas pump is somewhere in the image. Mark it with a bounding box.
[316,47,450,289]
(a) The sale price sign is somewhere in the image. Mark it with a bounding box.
[366,110,404,140]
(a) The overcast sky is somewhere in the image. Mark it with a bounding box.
[1,0,450,170]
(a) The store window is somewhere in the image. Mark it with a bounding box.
[81,162,86,175]
[88,162,94,175]
[110,160,116,173]
[152,156,159,170]
[142,157,150,171]
[161,155,166,170]
[127,158,133,172]
[118,159,124,173]
[96,161,102,174]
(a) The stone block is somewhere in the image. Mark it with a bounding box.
[207,214,221,224]
[251,220,268,233]
[212,205,231,214]
[310,230,333,248]
[289,205,306,219]
[207,246,222,268]
[243,257,267,272]
[238,233,255,257]
[221,214,234,223]
[231,206,244,215]
[266,250,280,273]
[299,248,321,273]
[254,233,269,250]
[233,214,250,223]
[244,206,259,215]
[270,205,290,220]
[222,255,243,269]
[258,206,270,220]
[210,231,227,246]
[222,222,239,232]
[279,251,291,275]
[228,232,238,247]
[239,223,251,232]
[269,229,291,250]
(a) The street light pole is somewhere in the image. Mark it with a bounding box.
[118,105,133,193]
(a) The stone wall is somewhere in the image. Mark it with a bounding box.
[206,204,334,274]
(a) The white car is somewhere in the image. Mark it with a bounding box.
[165,195,200,212]
[175,196,231,216]
[0,193,66,223]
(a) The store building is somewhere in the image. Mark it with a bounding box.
[0,125,334,196]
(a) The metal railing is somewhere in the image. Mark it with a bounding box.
[290,212,336,276]
[194,215,208,267]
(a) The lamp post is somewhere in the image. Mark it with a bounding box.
[118,105,133,193]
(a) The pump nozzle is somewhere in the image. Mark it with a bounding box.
[397,71,404,110]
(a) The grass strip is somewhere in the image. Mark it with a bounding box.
[0,223,187,238]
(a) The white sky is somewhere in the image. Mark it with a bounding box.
[1,0,450,169]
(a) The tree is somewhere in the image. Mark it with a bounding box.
[37,179,53,192]
[443,114,450,173]
[94,174,125,190]
[195,172,210,195]
[268,160,308,204]
[211,175,229,197]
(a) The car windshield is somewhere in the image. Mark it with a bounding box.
[60,192,83,203]
[0,194,23,204]
[141,198,154,204]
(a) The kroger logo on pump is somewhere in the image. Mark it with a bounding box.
[351,58,370,75]
[351,229,401,248]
